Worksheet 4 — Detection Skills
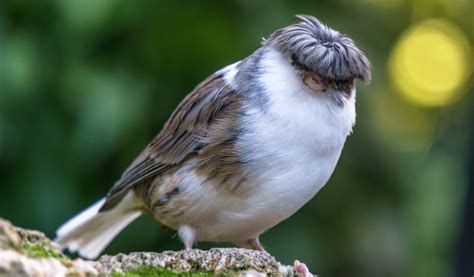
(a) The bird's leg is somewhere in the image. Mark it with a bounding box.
[241,239,313,275]
[178,225,196,250]
[247,237,266,252]
[245,239,314,275]
[294,260,314,277]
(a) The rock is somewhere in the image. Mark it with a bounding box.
[98,248,296,276]
[0,219,100,276]
[0,218,302,276]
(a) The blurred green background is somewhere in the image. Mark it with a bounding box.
[0,0,473,276]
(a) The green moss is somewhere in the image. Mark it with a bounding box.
[111,265,239,277]
[19,241,64,259]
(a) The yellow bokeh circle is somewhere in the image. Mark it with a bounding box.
[389,19,472,106]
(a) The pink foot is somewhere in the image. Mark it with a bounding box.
[294,260,314,277]
[178,225,196,250]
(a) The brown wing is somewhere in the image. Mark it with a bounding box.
[100,71,242,211]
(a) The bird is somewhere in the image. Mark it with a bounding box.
[55,14,371,271]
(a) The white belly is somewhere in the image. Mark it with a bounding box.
[181,47,356,243]
[188,98,354,243]
[186,113,348,243]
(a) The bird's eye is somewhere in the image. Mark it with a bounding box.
[302,73,326,92]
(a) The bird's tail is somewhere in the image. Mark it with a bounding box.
[54,191,143,259]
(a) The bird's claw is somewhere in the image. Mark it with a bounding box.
[294,260,314,277]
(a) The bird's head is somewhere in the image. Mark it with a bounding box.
[262,15,371,100]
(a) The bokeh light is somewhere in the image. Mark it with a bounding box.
[389,19,472,106]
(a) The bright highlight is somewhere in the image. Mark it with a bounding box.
[389,19,471,106]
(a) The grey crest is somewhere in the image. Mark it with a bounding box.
[265,15,371,83]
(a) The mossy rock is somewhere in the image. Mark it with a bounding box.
[0,218,301,276]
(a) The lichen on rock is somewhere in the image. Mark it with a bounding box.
[100,249,296,276]
[0,218,303,276]
[0,218,65,260]
[0,219,100,276]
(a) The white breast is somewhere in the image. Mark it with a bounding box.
[235,47,356,231]
[181,47,356,243]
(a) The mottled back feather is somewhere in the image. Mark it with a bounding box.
[100,72,242,211]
